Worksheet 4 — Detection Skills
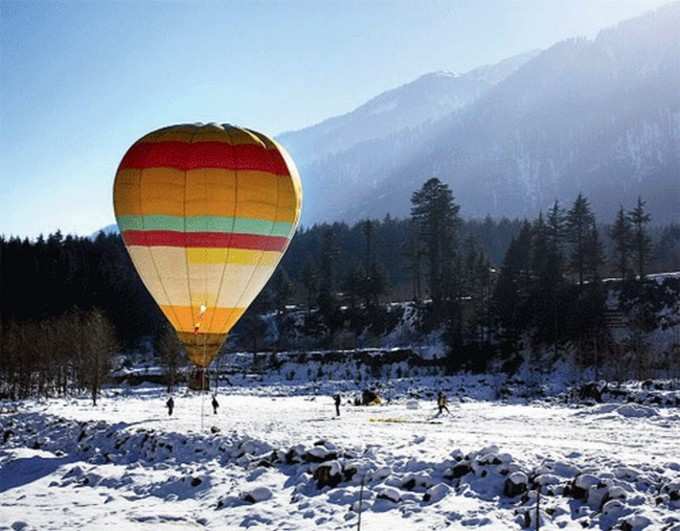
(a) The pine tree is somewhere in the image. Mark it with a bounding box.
[546,201,565,255]
[410,177,461,321]
[317,227,340,324]
[362,219,374,270]
[583,222,605,281]
[402,221,424,301]
[301,260,318,315]
[341,265,364,310]
[271,269,293,315]
[627,197,652,280]
[609,206,631,280]
[566,193,595,288]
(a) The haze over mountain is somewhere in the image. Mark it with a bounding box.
[278,3,680,225]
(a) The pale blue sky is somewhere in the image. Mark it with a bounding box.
[0,0,669,238]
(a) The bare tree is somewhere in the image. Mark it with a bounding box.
[154,324,185,392]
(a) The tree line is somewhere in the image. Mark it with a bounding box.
[1,179,679,397]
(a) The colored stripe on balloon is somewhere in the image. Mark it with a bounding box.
[160,305,246,334]
[118,141,289,174]
[141,126,269,146]
[185,248,281,266]
[122,230,288,251]
[113,167,299,221]
[116,215,293,237]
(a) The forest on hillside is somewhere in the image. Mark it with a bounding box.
[2,178,680,397]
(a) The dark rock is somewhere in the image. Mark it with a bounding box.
[191,477,202,487]
[450,462,472,479]
[578,382,606,403]
[503,472,528,497]
[285,448,302,464]
[313,463,343,488]
[402,478,416,490]
[343,467,357,482]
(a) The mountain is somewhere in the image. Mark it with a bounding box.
[279,3,680,225]
[277,51,540,223]
[91,224,118,238]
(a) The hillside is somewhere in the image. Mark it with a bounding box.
[280,3,680,225]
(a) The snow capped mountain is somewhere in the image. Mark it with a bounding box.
[278,3,680,225]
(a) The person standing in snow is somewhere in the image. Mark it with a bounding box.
[436,391,450,416]
[211,394,219,415]
[333,394,341,417]
[166,396,174,416]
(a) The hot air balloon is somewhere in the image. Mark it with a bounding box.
[113,123,302,383]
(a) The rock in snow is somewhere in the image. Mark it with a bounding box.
[615,404,658,418]
[242,487,273,504]
[504,471,528,497]
[376,486,401,503]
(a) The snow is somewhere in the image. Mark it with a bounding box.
[1,377,679,530]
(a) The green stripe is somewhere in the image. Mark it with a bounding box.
[117,215,293,237]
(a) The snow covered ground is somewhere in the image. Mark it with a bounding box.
[2,379,679,530]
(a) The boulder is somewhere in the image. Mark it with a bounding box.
[423,483,450,503]
[504,472,528,497]
[376,486,401,503]
[601,499,626,519]
[303,446,337,463]
[569,474,600,500]
[401,473,432,491]
[313,460,343,488]
[620,513,652,531]
[449,462,472,479]
[242,487,273,504]
[577,381,607,402]
[587,484,609,510]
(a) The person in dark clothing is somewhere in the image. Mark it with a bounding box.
[333,394,341,417]
[166,397,174,416]
[436,391,450,416]
[211,394,219,415]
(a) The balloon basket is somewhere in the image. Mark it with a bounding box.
[188,368,209,391]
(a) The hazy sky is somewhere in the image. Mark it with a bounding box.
[0,0,670,238]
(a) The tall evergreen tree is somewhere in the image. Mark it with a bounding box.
[566,193,595,288]
[583,222,606,281]
[628,197,652,280]
[301,260,318,315]
[609,206,632,280]
[410,177,461,321]
[402,221,424,301]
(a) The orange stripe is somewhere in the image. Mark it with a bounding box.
[160,305,246,334]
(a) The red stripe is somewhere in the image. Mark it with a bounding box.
[123,230,288,251]
[118,141,289,175]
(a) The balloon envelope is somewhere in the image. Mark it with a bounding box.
[113,123,302,367]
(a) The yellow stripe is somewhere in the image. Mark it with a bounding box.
[114,167,298,221]
[139,124,268,146]
[186,248,281,266]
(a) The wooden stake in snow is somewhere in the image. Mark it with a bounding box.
[357,474,365,531]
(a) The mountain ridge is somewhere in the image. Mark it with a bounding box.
[283,2,680,225]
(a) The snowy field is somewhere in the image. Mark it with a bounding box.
[1,380,679,530]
